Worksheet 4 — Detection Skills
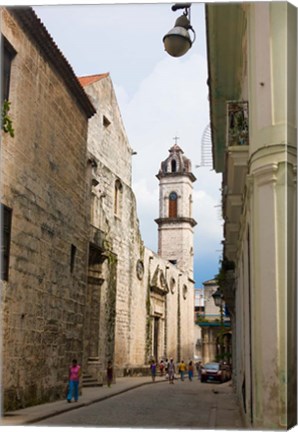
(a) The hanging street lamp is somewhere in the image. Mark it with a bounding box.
[163,3,196,57]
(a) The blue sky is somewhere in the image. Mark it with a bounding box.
[33,2,224,286]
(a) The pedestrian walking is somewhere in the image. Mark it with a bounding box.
[196,361,202,380]
[159,359,165,376]
[67,359,81,403]
[107,360,113,387]
[165,358,169,379]
[178,360,186,381]
[188,361,194,381]
[150,359,157,382]
[168,358,175,384]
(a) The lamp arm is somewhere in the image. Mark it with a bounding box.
[190,26,196,44]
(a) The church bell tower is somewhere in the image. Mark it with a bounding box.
[155,140,197,278]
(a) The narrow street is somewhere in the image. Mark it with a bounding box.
[35,378,244,429]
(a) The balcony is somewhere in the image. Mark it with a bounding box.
[222,101,249,261]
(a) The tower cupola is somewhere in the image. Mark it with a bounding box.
[157,143,196,182]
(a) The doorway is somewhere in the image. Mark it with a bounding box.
[153,317,160,361]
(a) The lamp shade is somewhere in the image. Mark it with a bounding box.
[163,26,192,57]
[212,288,223,308]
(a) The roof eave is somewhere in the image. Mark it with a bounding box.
[205,3,247,173]
[10,7,96,119]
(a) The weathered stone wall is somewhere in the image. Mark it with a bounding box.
[81,76,146,373]
[1,9,92,410]
[158,223,194,276]
[142,251,194,363]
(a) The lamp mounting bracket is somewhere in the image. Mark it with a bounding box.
[171,3,192,12]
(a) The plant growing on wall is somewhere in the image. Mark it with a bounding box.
[2,100,14,137]
[215,258,235,290]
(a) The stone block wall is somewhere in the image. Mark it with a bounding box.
[81,76,146,372]
[81,75,132,187]
[1,8,92,410]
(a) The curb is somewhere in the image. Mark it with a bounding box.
[23,379,162,425]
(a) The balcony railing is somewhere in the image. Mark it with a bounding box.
[226,101,249,147]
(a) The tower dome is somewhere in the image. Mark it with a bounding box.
[157,143,196,182]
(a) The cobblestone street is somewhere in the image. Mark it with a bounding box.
[35,378,245,429]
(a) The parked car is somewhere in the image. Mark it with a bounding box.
[201,362,231,383]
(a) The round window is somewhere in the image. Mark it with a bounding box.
[136,260,144,280]
[170,277,176,294]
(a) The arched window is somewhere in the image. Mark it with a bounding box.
[169,191,178,217]
[171,159,177,173]
[114,179,122,216]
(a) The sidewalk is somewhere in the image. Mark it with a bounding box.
[1,376,155,426]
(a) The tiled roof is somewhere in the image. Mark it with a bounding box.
[9,7,96,118]
[78,74,109,87]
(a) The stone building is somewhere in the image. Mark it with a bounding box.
[1,6,196,411]
[79,74,195,381]
[205,2,297,428]
[1,7,95,410]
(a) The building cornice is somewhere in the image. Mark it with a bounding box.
[155,217,197,227]
[156,172,196,182]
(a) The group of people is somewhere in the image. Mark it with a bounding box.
[66,357,203,402]
[150,358,202,383]
[150,358,176,384]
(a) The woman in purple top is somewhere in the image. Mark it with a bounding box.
[150,359,157,382]
[67,359,81,403]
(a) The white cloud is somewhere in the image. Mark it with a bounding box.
[114,55,223,282]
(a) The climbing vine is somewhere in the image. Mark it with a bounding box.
[2,100,14,137]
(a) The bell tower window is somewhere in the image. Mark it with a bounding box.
[169,192,178,217]
[171,159,177,173]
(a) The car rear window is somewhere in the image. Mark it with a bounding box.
[204,363,219,370]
